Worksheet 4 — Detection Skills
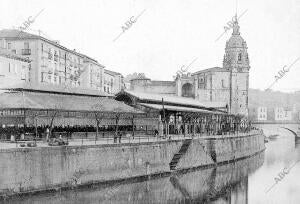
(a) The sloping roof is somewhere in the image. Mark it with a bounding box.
[192,67,229,75]
[122,90,227,110]
[1,82,112,97]
[0,29,99,64]
[151,80,176,86]
[139,103,226,114]
[0,91,143,113]
[104,69,122,76]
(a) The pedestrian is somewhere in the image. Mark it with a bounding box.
[113,133,118,143]
[46,127,50,142]
[118,131,122,143]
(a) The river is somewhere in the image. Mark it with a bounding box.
[2,124,300,204]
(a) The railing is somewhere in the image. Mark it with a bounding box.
[21,49,31,55]
[0,129,259,148]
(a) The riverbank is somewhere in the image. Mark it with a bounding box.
[0,130,265,199]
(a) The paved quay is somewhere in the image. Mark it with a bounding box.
[0,131,258,150]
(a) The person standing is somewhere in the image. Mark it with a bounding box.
[46,127,50,142]
[118,131,122,143]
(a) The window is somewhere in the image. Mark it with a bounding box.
[104,87,106,92]
[48,48,52,60]
[24,42,29,49]
[221,79,225,88]
[238,53,242,61]
[21,66,26,80]
[54,50,58,61]
[198,76,205,89]
[7,43,11,49]
[8,62,11,72]
[41,43,44,52]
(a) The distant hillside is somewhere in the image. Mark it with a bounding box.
[248,89,300,109]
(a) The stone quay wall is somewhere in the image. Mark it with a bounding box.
[0,131,265,198]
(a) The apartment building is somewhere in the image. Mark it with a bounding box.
[103,69,124,94]
[0,29,105,92]
[257,107,267,121]
[274,107,292,121]
[0,48,31,88]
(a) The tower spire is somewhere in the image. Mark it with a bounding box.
[232,16,240,35]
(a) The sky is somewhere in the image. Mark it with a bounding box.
[0,0,299,92]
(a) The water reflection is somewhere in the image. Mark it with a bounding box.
[3,124,300,204]
[3,151,264,204]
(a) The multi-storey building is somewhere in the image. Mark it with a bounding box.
[257,107,267,121]
[129,18,250,116]
[0,48,31,87]
[274,107,292,121]
[103,69,124,94]
[0,29,109,92]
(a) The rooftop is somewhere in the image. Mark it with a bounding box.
[104,69,123,76]
[0,90,143,114]
[119,90,227,111]
[0,29,100,65]
[192,67,229,75]
[0,82,112,97]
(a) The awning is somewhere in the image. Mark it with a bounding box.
[138,103,226,114]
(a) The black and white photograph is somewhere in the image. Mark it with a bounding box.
[0,0,300,203]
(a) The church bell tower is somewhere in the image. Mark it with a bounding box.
[223,16,250,116]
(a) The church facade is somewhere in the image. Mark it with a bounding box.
[129,19,250,116]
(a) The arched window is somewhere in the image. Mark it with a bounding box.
[221,79,225,88]
[182,83,194,98]
[238,53,242,61]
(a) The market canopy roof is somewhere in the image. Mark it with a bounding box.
[138,103,226,115]
[1,82,112,97]
[0,91,143,114]
[116,90,227,110]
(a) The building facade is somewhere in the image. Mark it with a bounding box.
[129,19,250,116]
[103,69,124,94]
[0,29,124,94]
[274,107,292,121]
[0,48,31,87]
[257,107,267,121]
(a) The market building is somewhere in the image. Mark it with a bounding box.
[116,90,245,137]
[0,85,148,140]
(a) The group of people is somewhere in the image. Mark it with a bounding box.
[164,118,253,136]
[113,131,124,143]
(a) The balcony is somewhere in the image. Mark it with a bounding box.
[48,53,53,60]
[22,49,31,55]
[54,54,58,62]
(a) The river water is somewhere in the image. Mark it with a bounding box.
[2,124,300,204]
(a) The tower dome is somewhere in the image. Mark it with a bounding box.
[226,18,247,49]
[223,16,250,71]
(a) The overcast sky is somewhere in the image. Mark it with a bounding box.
[0,0,299,92]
